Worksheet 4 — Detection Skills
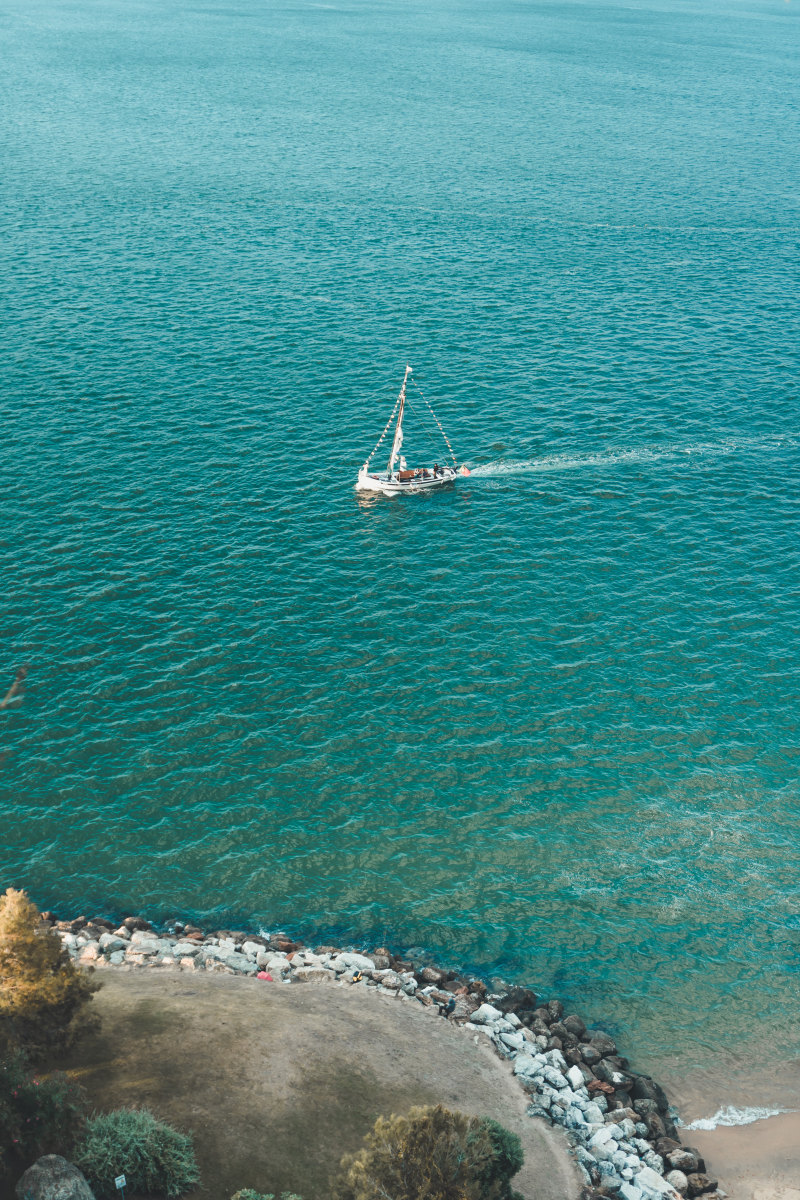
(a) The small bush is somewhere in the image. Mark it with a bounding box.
[74,1107,200,1199]
[0,1048,87,1177]
[332,1104,524,1200]
[230,1192,303,1200]
[0,888,99,1059]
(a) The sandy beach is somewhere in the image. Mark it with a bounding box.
[688,1111,800,1200]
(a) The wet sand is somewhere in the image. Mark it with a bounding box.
[690,1111,800,1200]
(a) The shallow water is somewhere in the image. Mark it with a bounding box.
[2,0,799,1116]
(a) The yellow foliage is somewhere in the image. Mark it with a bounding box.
[0,888,99,1058]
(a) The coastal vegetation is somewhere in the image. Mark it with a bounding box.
[74,1107,200,1198]
[332,1106,524,1200]
[0,1050,87,1179]
[0,888,98,1059]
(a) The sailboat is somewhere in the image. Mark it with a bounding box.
[356,365,470,495]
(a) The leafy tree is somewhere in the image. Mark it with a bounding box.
[0,888,99,1059]
[74,1107,200,1199]
[0,1047,88,1179]
[332,1104,524,1200]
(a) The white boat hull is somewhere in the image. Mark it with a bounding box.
[356,465,458,495]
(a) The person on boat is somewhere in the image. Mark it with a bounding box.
[433,463,440,477]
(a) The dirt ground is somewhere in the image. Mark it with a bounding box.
[53,968,582,1200]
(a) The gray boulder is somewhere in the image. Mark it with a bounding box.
[587,1029,617,1056]
[15,1155,95,1200]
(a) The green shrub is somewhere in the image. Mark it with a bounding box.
[0,888,99,1059]
[332,1104,524,1200]
[473,1118,524,1200]
[0,1048,87,1177]
[230,1192,302,1200]
[74,1107,200,1198]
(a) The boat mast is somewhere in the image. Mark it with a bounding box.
[388,364,411,475]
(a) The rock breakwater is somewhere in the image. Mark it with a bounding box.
[46,912,726,1200]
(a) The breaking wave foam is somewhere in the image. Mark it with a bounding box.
[469,435,796,478]
[684,1105,793,1131]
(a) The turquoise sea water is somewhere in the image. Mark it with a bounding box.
[2,0,799,1115]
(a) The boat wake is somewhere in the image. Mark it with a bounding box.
[683,1105,793,1131]
[468,435,796,479]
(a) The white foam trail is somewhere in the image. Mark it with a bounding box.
[469,435,795,479]
[684,1105,793,1131]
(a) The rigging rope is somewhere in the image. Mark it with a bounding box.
[409,378,459,468]
[363,390,402,469]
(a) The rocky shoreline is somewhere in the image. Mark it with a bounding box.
[46,912,726,1200]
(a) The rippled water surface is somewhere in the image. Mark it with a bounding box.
[2,0,799,1112]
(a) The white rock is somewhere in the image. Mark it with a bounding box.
[589,1126,615,1149]
[620,1185,645,1200]
[223,953,257,975]
[567,1065,586,1090]
[241,940,263,958]
[505,1012,521,1028]
[544,1048,568,1071]
[99,933,127,953]
[512,1055,542,1077]
[172,941,200,958]
[125,942,157,958]
[331,952,376,974]
[664,1171,688,1197]
[564,1106,586,1129]
[109,950,125,965]
[129,930,156,946]
[266,954,289,971]
[636,1165,679,1198]
[471,1003,505,1025]
[292,966,331,984]
[542,1066,568,1089]
[499,1030,526,1051]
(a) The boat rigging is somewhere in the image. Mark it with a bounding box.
[356,366,470,495]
